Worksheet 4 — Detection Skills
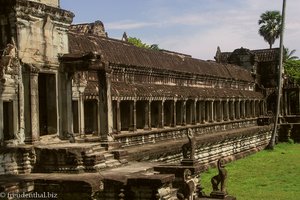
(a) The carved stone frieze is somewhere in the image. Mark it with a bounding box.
[13,0,74,24]
[0,43,20,84]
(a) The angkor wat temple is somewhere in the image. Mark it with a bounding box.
[0,0,299,199]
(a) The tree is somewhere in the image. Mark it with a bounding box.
[283,48,299,62]
[127,37,160,51]
[258,10,282,49]
[284,59,300,84]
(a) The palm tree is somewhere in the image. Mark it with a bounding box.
[283,48,299,62]
[258,11,282,49]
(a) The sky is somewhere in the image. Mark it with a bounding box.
[60,0,300,60]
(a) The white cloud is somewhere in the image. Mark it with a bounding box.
[106,20,159,30]
[65,0,300,59]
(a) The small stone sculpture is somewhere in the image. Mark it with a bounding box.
[182,128,195,160]
[211,158,227,193]
[177,169,196,200]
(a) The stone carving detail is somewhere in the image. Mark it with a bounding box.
[74,72,88,87]
[211,158,228,193]
[182,128,195,160]
[177,169,198,200]
[0,43,20,83]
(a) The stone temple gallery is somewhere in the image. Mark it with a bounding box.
[0,0,299,199]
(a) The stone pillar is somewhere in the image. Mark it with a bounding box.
[116,100,121,133]
[171,100,176,127]
[129,100,137,132]
[0,98,3,142]
[210,100,214,122]
[58,72,73,139]
[78,92,85,137]
[144,101,150,130]
[224,100,229,121]
[236,100,241,119]
[13,100,19,140]
[218,100,223,122]
[182,101,186,125]
[148,101,152,130]
[158,100,164,128]
[98,70,114,141]
[25,71,40,143]
[192,100,197,124]
[230,100,235,120]
[197,101,201,123]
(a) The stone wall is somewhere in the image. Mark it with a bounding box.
[115,119,257,147]
[0,146,35,175]
[126,125,272,168]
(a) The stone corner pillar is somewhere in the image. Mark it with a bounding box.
[24,68,40,144]
[57,71,73,140]
[98,69,114,141]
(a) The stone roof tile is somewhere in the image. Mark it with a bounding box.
[68,32,253,82]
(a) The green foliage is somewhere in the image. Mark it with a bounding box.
[284,48,299,62]
[201,143,300,200]
[284,60,300,84]
[127,37,160,51]
[258,10,282,49]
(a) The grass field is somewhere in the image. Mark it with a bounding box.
[200,143,300,200]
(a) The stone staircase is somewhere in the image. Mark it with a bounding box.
[34,143,128,173]
[84,144,127,172]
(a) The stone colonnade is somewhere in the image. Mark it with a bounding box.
[112,98,265,133]
[282,88,300,115]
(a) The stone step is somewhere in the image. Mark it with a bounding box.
[103,153,114,160]
[105,159,122,168]
[91,145,106,153]
[94,163,107,171]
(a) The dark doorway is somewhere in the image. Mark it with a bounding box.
[84,99,98,134]
[3,101,14,140]
[38,73,57,135]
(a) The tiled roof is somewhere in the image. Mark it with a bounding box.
[68,32,254,82]
[218,48,279,63]
[111,82,263,99]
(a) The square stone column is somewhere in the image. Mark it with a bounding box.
[78,92,85,137]
[218,100,223,122]
[116,100,121,133]
[209,100,214,122]
[13,100,19,139]
[25,71,40,143]
[158,100,164,128]
[144,100,151,130]
[129,100,137,132]
[192,100,197,124]
[171,100,176,127]
[97,70,113,141]
[236,100,241,119]
[58,71,73,139]
[182,101,186,125]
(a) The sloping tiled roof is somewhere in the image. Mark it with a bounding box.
[68,32,254,82]
[111,82,263,99]
[218,48,279,63]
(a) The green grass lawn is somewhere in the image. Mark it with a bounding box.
[200,143,300,200]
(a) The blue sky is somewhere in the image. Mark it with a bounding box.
[60,0,300,60]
